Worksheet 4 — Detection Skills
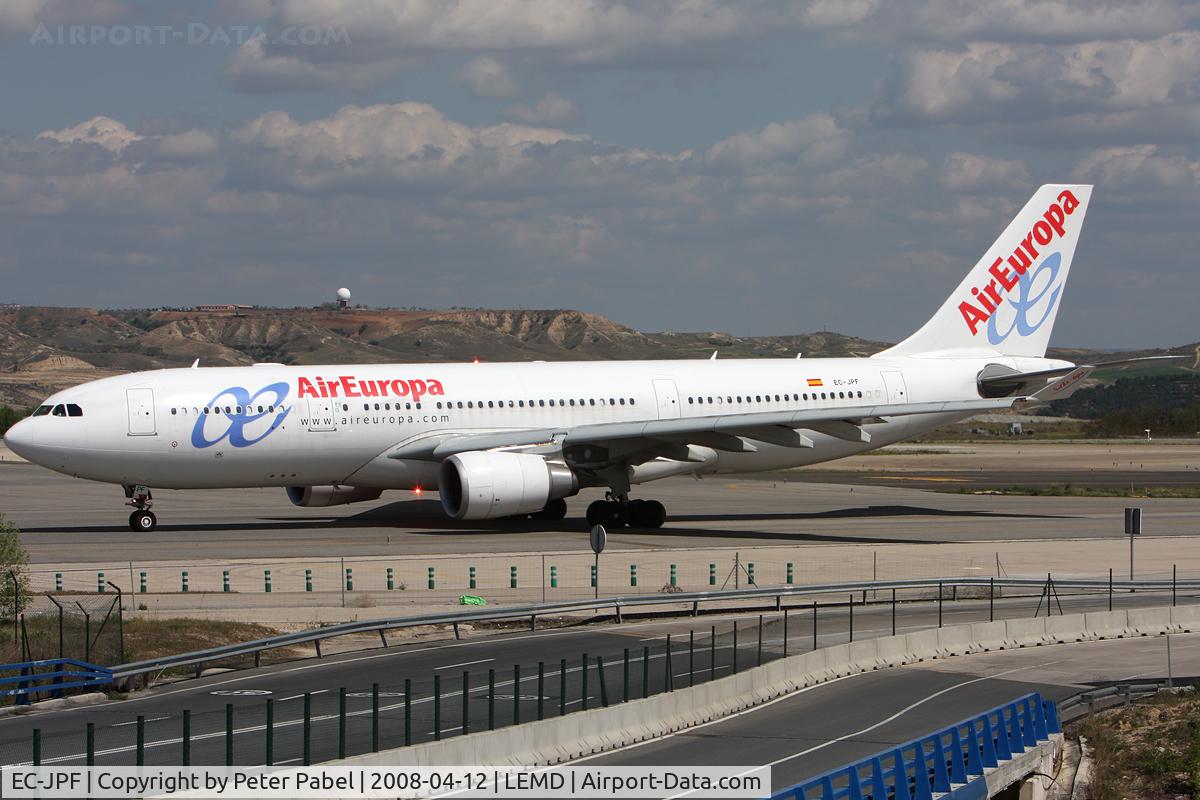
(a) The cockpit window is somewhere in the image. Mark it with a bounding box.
[32,405,52,416]
[66,404,83,417]
[51,405,66,417]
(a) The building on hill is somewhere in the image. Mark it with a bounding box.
[193,304,253,315]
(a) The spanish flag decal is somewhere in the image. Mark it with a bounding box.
[807,378,823,387]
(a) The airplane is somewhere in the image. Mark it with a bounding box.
[6,183,1147,533]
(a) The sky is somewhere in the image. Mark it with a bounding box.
[1,1,1198,349]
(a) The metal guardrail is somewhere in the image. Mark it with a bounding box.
[108,575,1198,682]
[0,658,113,703]
[772,692,1060,800]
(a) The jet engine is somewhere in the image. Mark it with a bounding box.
[440,451,578,520]
[286,485,383,507]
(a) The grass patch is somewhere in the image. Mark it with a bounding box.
[945,484,1200,498]
[1071,690,1200,800]
[123,618,285,664]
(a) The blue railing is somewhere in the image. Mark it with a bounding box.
[0,658,113,704]
[773,693,1060,800]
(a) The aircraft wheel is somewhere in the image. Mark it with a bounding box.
[129,510,157,532]
[586,500,625,528]
[532,498,568,521]
[628,499,666,529]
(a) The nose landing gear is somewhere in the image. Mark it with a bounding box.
[585,494,666,529]
[124,485,157,532]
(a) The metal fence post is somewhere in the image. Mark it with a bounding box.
[536,663,544,721]
[559,659,567,716]
[433,676,441,741]
[337,687,347,756]
[665,635,673,692]
[689,630,695,687]
[989,578,994,622]
[783,608,789,656]
[709,626,716,681]
[1173,564,1177,607]
[581,654,589,710]
[135,716,144,766]
[181,711,190,766]
[403,678,412,746]
[512,665,520,724]
[642,646,650,699]
[371,683,380,752]
[266,698,274,766]
[303,693,311,765]
[732,621,739,673]
[892,588,898,635]
[32,728,41,766]
[1109,568,1113,611]
[623,648,630,702]
[938,582,943,628]
[488,669,496,730]
[462,672,471,734]
[849,595,854,642]
[598,656,610,706]
[86,721,94,766]
[226,703,234,765]
[757,615,764,666]
[812,601,817,650]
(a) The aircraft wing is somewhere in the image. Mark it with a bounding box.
[385,396,1021,463]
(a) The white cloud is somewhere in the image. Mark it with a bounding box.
[1072,144,1200,189]
[940,152,1030,192]
[37,116,142,152]
[503,93,581,126]
[455,55,518,98]
[705,114,849,168]
[876,33,1200,126]
[222,0,774,92]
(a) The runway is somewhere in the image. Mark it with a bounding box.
[2,457,1200,564]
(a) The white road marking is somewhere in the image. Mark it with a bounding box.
[435,658,493,671]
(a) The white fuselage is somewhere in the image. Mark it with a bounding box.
[5,353,1061,492]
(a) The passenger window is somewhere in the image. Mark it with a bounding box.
[755,395,761,402]
[549,400,556,407]
[468,401,474,408]
[609,398,616,405]
[457,401,464,409]
[569,399,575,406]
[539,400,546,407]
[589,399,596,406]
[630,398,635,405]
[619,398,626,405]
[688,397,694,404]
[171,408,177,415]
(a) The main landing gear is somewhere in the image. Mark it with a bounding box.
[586,494,666,529]
[124,485,157,532]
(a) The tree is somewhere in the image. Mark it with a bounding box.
[0,514,30,620]
[0,405,28,437]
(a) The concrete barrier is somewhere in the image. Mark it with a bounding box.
[325,604,1184,770]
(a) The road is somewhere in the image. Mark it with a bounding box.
[585,633,1200,792]
[0,589,1191,771]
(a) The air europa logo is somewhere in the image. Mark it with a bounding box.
[959,189,1081,339]
[192,382,291,449]
[298,375,445,404]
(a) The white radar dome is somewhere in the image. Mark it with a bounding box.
[336,288,352,301]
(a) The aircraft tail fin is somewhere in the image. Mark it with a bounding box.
[880,184,1093,359]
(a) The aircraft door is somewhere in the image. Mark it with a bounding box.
[126,388,156,436]
[305,397,337,431]
[652,378,681,420]
[880,371,908,404]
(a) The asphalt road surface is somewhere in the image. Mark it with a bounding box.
[0,589,1191,772]
[3,462,1200,562]
[584,633,1200,792]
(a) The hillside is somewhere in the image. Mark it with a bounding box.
[0,305,1193,410]
[0,306,888,407]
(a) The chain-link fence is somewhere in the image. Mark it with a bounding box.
[0,593,123,667]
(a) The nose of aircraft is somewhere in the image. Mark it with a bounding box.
[3,417,36,462]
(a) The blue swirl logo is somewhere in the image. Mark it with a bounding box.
[987,252,1063,345]
[191,382,291,449]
